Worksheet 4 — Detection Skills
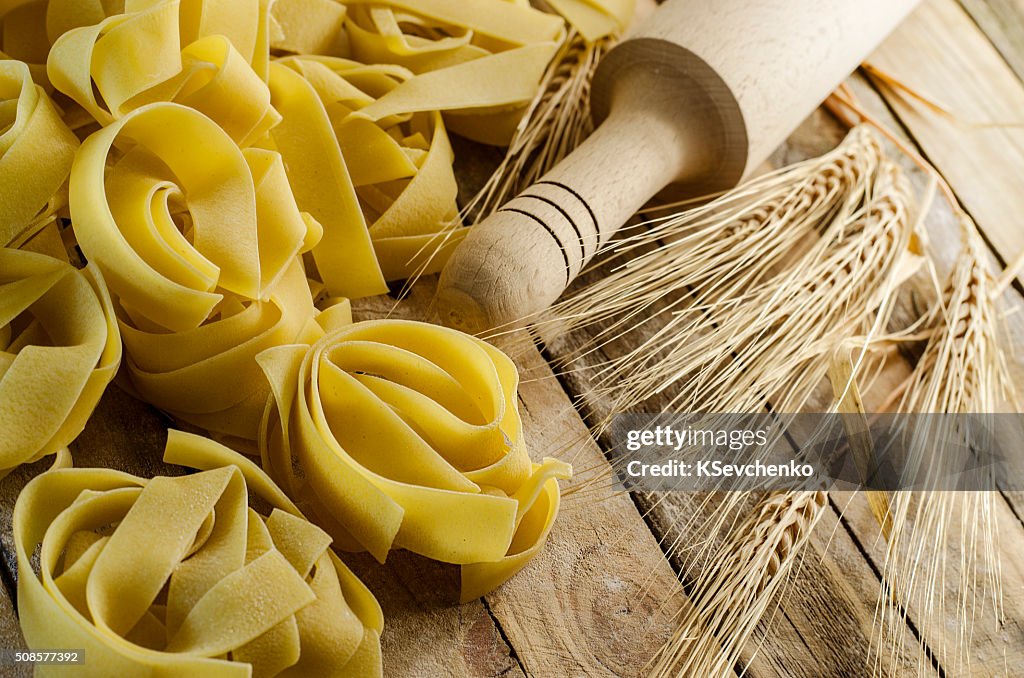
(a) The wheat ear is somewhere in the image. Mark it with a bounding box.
[462,30,611,222]
[875,213,1018,676]
[649,490,827,677]
[533,128,918,432]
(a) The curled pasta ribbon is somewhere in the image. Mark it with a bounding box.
[14,429,383,677]
[258,319,571,602]
[70,101,321,437]
[46,0,276,143]
[0,1,51,84]
[272,56,463,282]
[344,0,564,145]
[121,258,323,439]
[544,0,634,42]
[0,248,121,476]
[0,60,78,247]
[268,0,348,56]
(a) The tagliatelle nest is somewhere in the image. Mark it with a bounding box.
[14,431,384,677]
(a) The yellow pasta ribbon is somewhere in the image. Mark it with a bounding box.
[265,61,387,297]
[0,60,77,247]
[257,318,571,602]
[46,0,277,144]
[0,248,121,476]
[272,55,464,282]
[343,0,564,145]
[268,0,348,56]
[14,429,383,677]
[69,101,321,437]
[545,0,634,42]
[0,1,51,83]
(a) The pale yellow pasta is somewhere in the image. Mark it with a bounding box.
[69,101,321,437]
[120,258,324,439]
[0,0,51,80]
[2,0,580,633]
[343,0,565,145]
[545,0,634,42]
[268,0,348,56]
[0,59,77,247]
[258,318,571,602]
[14,429,383,677]
[272,55,465,281]
[0,248,121,476]
[265,61,388,297]
[46,0,277,144]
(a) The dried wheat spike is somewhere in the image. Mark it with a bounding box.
[649,490,827,678]
[563,134,917,430]
[463,30,610,222]
[874,214,1018,677]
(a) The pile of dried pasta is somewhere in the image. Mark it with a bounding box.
[1,0,630,674]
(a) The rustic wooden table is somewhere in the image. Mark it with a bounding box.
[2,0,1023,676]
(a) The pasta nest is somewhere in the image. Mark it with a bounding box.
[258,319,571,602]
[13,430,384,677]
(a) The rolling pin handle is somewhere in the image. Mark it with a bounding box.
[436,71,705,333]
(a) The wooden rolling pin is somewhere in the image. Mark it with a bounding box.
[435,0,920,332]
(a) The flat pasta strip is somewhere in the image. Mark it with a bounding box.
[265,61,387,297]
[268,0,348,56]
[257,318,571,601]
[344,0,564,145]
[0,60,77,247]
[69,101,321,437]
[0,248,120,476]
[273,56,464,281]
[545,0,634,42]
[13,429,382,677]
[46,0,277,144]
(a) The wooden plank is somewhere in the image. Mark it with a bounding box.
[354,283,693,678]
[769,65,1024,674]
[346,552,526,678]
[959,0,1024,82]
[0,587,29,678]
[493,339,690,677]
[867,0,1024,282]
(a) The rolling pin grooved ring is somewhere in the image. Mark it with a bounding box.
[519,192,591,262]
[537,180,600,244]
[497,207,571,285]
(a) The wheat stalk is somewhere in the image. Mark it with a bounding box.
[649,490,827,677]
[461,30,611,222]
[533,127,916,432]
[523,127,922,675]
[873,213,1018,677]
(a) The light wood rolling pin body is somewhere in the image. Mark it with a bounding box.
[435,0,920,332]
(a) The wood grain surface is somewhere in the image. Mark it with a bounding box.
[869,0,1024,283]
